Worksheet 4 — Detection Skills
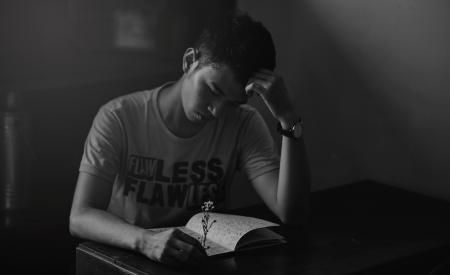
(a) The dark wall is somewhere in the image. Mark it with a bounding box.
[239,0,450,199]
[21,78,175,211]
[0,0,235,91]
[0,0,235,215]
[1,1,236,272]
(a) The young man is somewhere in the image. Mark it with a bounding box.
[70,12,310,267]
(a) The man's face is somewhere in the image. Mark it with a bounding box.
[180,64,248,124]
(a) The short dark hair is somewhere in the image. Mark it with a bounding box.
[194,11,276,86]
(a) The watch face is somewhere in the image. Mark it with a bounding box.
[293,122,303,138]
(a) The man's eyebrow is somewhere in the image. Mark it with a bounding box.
[212,82,247,105]
[211,82,226,97]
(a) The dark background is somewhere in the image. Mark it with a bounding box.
[1,0,450,274]
[0,0,235,273]
[1,0,235,210]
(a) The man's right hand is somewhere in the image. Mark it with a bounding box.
[138,228,207,267]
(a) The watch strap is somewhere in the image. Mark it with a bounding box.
[276,117,303,138]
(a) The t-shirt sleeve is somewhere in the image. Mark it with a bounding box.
[238,110,280,181]
[79,105,123,183]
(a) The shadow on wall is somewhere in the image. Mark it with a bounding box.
[239,0,450,199]
[232,0,377,207]
[301,0,450,198]
[239,0,380,192]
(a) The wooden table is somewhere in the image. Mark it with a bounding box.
[76,181,450,275]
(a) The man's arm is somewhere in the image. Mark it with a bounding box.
[69,172,144,250]
[69,172,206,266]
[246,69,311,226]
[251,135,310,226]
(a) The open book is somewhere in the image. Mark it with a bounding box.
[147,213,286,257]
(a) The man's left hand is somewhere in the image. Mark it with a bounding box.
[245,69,298,127]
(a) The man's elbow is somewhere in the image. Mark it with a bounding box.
[278,205,309,226]
[69,213,78,237]
[69,209,84,237]
[279,214,308,227]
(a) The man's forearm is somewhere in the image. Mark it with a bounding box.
[277,134,311,225]
[70,207,147,252]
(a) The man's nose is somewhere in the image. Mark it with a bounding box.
[208,101,227,118]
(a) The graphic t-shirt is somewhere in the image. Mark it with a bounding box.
[79,83,280,228]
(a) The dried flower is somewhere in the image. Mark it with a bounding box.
[201,200,215,212]
[199,200,216,249]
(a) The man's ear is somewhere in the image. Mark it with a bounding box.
[182,47,199,73]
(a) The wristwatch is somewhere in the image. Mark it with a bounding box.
[276,117,303,138]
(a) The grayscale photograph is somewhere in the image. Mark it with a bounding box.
[1,0,449,274]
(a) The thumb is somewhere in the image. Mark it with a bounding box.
[245,82,266,97]
[245,83,254,96]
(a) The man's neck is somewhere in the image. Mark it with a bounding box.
[157,79,206,138]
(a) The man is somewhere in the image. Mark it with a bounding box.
[70,11,310,267]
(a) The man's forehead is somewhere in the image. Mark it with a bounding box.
[211,82,247,104]
[204,65,247,102]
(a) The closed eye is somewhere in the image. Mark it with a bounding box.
[208,86,220,97]
[210,82,247,105]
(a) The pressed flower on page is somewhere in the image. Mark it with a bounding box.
[199,200,216,249]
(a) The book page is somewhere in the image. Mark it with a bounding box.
[236,227,286,250]
[185,213,279,254]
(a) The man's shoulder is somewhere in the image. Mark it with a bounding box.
[101,90,151,112]
[100,84,164,114]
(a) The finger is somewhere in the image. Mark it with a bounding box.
[245,83,259,96]
[247,76,267,86]
[249,75,275,90]
[258,68,275,75]
[172,238,204,258]
[253,72,276,82]
[246,78,259,96]
[246,82,267,97]
[173,230,207,258]
[248,75,270,84]
[173,229,203,249]
[168,241,205,267]
[245,83,255,96]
